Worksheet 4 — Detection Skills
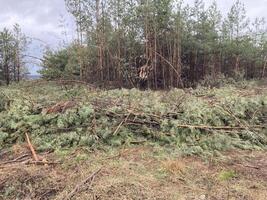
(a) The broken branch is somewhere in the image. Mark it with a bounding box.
[25,132,39,161]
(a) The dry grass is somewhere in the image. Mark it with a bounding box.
[161,159,187,177]
[0,146,267,200]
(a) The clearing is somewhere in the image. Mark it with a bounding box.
[0,81,266,200]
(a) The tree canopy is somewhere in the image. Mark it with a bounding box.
[2,0,266,88]
[0,24,28,85]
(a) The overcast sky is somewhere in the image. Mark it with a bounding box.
[0,0,266,75]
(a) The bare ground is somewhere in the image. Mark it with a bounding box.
[0,145,266,200]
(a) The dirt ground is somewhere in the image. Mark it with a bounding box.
[0,145,266,200]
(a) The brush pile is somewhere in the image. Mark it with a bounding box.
[0,81,266,156]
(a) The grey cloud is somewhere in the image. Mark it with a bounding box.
[0,0,75,45]
[0,0,76,74]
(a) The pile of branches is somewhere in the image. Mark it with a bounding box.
[0,83,266,155]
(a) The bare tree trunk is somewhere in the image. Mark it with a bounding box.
[4,63,9,85]
[17,50,20,82]
[161,49,166,89]
[262,55,267,78]
[235,55,240,73]
[3,48,10,85]
[17,64,20,82]
[78,0,83,45]
[177,39,182,87]
[13,62,16,81]
[95,0,104,82]
[169,41,173,88]
[154,30,157,89]
[15,47,20,82]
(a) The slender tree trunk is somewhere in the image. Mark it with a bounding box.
[3,48,10,85]
[17,50,20,82]
[262,56,267,78]
[235,55,240,73]
[154,30,157,89]
[161,49,166,89]
[95,0,104,82]
[169,40,173,88]
[4,62,9,85]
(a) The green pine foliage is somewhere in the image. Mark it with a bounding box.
[0,82,266,155]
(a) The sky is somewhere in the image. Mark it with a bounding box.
[0,0,266,75]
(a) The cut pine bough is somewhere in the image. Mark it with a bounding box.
[0,82,266,155]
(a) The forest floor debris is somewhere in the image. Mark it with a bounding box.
[0,146,266,200]
[0,80,266,199]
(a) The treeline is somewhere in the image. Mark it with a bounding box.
[40,0,266,88]
[0,24,28,85]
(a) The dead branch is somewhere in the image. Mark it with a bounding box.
[235,163,261,170]
[175,124,265,130]
[153,50,184,88]
[42,100,77,114]
[24,160,62,165]
[65,168,102,200]
[0,149,11,158]
[58,79,96,89]
[113,112,131,135]
[216,105,248,128]
[0,154,30,165]
[25,133,39,161]
[130,140,147,144]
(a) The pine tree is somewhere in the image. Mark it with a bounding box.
[40,0,267,88]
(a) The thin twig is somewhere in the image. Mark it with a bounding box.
[24,160,62,165]
[216,105,247,127]
[153,50,184,87]
[65,168,102,200]
[0,149,11,158]
[175,124,265,130]
[113,112,131,135]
